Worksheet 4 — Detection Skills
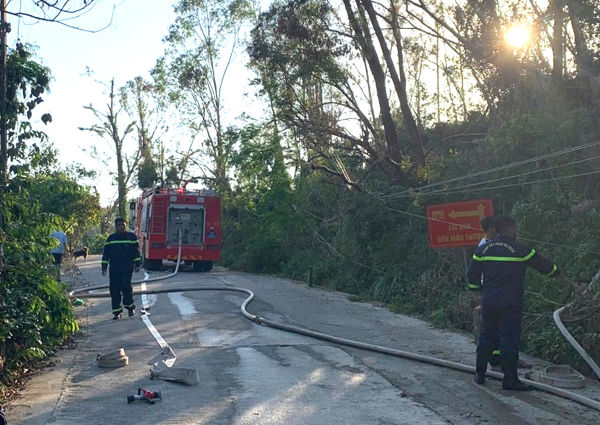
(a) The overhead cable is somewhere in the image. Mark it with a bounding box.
[387,155,600,200]
[384,207,598,254]
[386,139,600,198]
[392,169,600,198]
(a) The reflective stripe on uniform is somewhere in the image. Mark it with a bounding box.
[104,240,138,245]
[101,261,108,264]
[469,283,480,290]
[473,249,536,262]
[547,264,558,276]
[492,350,500,355]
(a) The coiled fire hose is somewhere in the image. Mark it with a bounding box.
[70,230,600,413]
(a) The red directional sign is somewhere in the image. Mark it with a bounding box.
[426,199,494,249]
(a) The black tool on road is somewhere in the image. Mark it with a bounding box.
[0,404,6,425]
[127,388,162,404]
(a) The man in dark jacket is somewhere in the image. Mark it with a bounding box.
[102,217,141,320]
[468,215,560,391]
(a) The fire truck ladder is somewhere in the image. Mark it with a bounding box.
[151,196,165,234]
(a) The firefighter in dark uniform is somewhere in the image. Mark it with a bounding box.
[467,215,560,391]
[102,217,141,320]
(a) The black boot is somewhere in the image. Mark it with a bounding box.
[128,308,135,317]
[502,379,534,391]
[113,313,121,320]
[475,350,489,386]
[502,371,534,391]
[0,404,6,425]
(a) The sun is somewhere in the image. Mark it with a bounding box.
[505,25,530,49]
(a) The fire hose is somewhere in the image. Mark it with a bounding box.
[70,289,600,412]
[554,309,600,380]
[69,231,600,413]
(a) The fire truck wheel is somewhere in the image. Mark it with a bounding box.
[193,261,213,272]
[143,259,162,271]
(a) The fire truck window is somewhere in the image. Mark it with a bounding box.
[140,200,149,233]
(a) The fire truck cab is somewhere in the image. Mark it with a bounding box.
[130,183,221,272]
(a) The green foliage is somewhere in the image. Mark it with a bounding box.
[0,46,83,392]
[0,188,78,386]
[84,232,110,255]
[222,103,600,375]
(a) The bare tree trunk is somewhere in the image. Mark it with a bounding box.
[81,78,138,217]
[0,0,7,280]
[108,80,128,218]
[359,0,425,166]
[566,0,595,102]
[0,0,6,187]
[342,0,402,164]
[552,0,565,84]
[387,1,426,165]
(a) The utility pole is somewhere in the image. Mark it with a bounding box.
[0,0,7,280]
[0,0,7,186]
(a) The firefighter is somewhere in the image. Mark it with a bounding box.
[473,215,501,368]
[101,217,141,320]
[467,215,560,391]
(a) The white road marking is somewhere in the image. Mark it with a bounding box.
[140,271,169,349]
[168,292,198,320]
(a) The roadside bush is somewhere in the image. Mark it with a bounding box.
[85,232,109,255]
[0,190,78,396]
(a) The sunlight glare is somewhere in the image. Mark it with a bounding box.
[505,25,530,49]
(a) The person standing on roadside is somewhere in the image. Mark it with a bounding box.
[50,230,68,282]
[101,217,141,320]
[468,215,560,391]
[471,216,501,367]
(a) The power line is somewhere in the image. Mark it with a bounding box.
[17,0,22,41]
[387,139,600,198]
[292,204,392,277]
[391,169,600,198]
[384,206,597,255]
[296,197,597,263]
[386,155,600,200]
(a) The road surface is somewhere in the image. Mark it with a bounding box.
[5,256,600,424]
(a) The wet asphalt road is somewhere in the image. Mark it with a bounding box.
[6,257,600,424]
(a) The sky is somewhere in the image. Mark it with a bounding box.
[6,0,259,206]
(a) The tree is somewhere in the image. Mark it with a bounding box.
[79,78,138,218]
[0,134,82,385]
[228,123,290,197]
[0,0,116,189]
[158,0,256,194]
[403,0,600,112]
[249,0,428,188]
[347,0,426,166]
[0,0,108,173]
[25,171,101,252]
[120,76,170,189]
[3,43,52,173]
[0,1,117,283]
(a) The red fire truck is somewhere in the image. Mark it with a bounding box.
[130,181,221,272]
